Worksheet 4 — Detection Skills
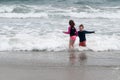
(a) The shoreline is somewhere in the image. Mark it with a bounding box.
[0,51,120,66]
[0,51,120,80]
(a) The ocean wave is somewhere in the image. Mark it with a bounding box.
[0,5,37,13]
[74,0,105,5]
[1,12,120,19]
[0,5,120,19]
[0,13,49,18]
[0,32,120,52]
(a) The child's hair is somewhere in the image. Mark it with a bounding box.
[79,24,84,28]
[69,20,75,27]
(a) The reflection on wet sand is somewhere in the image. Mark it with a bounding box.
[68,50,87,80]
[78,52,87,66]
[69,50,87,65]
[69,50,76,65]
[79,52,87,61]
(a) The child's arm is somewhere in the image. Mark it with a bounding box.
[84,30,95,34]
[63,27,71,34]
[75,29,78,36]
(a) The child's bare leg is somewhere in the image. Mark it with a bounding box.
[69,39,75,49]
[69,39,72,49]
[71,40,75,48]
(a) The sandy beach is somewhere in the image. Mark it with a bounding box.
[0,51,120,80]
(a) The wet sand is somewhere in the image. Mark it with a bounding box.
[0,51,120,80]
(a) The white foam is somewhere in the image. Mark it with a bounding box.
[0,5,120,19]
[0,5,14,13]
[68,12,120,19]
[0,5,120,52]
[0,32,120,52]
[0,13,48,18]
[87,34,120,51]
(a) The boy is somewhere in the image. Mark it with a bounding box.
[78,24,95,47]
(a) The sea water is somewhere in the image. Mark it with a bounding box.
[0,0,120,52]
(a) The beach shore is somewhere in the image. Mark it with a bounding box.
[0,51,120,80]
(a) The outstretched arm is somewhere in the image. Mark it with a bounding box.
[84,30,95,34]
[63,27,71,34]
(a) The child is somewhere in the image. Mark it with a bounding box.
[78,24,95,47]
[63,20,77,49]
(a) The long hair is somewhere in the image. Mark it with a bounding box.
[69,20,75,27]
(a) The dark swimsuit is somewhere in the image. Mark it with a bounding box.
[78,30,94,46]
[70,27,77,36]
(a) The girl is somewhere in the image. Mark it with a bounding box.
[63,20,77,49]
